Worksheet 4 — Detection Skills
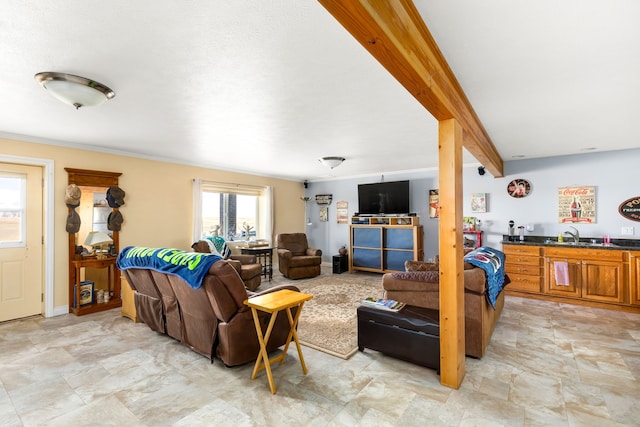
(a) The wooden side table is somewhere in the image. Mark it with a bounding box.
[70,256,121,316]
[240,246,273,280]
[120,275,138,322]
[244,289,313,394]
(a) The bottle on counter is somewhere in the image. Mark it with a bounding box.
[558,233,564,243]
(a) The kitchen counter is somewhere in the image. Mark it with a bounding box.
[502,235,640,250]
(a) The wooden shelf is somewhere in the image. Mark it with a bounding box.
[351,215,419,226]
[66,168,122,316]
[69,256,121,316]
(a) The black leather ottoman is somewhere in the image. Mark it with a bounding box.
[357,304,440,373]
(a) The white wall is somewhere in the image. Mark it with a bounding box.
[305,148,639,262]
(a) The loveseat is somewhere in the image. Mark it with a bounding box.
[381,259,506,359]
[119,247,298,366]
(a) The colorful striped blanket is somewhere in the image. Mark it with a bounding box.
[463,246,507,308]
[117,246,222,289]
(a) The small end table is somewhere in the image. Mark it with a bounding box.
[244,289,313,394]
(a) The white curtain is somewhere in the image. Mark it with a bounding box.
[261,186,274,244]
[192,178,203,243]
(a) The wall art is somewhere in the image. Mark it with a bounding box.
[315,194,332,205]
[319,206,328,222]
[471,193,487,213]
[336,200,349,224]
[507,179,531,198]
[429,189,439,218]
[558,186,596,224]
[619,196,640,222]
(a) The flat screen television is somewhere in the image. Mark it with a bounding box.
[357,180,410,215]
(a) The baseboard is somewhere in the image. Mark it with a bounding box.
[51,305,69,317]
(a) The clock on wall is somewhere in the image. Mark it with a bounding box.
[507,179,531,198]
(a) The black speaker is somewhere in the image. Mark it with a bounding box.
[333,255,348,274]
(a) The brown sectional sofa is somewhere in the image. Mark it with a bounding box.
[381,261,505,358]
[124,259,298,366]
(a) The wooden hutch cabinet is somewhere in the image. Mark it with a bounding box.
[66,168,122,316]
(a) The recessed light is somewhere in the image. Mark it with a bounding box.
[511,155,526,158]
[580,147,597,151]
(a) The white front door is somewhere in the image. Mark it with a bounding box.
[0,163,43,322]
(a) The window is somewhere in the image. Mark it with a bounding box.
[193,180,272,243]
[0,173,26,247]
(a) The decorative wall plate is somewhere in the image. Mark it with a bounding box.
[507,179,531,198]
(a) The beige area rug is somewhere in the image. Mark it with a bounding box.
[293,274,384,360]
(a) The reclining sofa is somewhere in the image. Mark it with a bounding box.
[122,250,298,366]
[381,260,505,358]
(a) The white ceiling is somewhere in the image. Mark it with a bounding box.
[1,1,639,182]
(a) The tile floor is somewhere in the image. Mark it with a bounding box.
[1,269,639,426]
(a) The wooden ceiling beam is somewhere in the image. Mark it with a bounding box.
[317,0,504,177]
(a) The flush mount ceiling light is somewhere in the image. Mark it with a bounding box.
[319,156,345,169]
[34,72,115,109]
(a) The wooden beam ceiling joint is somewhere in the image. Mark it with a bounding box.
[318,0,504,177]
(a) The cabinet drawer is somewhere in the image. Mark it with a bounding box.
[506,255,541,266]
[503,245,541,256]
[506,264,541,276]
[506,273,541,293]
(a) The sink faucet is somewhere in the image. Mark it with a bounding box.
[563,226,579,244]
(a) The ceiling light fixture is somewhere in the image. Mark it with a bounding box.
[34,72,115,109]
[319,156,345,169]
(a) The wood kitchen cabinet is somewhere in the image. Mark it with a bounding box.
[502,242,637,313]
[503,245,542,293]
[545,256,582,298]
[544,247,625,304]
[629,251,640,306]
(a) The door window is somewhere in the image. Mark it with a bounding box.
[0,173,26,247]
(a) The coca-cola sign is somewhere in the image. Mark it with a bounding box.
[619,196,640,222]
[558,186,596,224]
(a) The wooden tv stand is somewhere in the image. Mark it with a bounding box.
[349,215,423,273]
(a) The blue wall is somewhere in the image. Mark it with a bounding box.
[304,148,638,263]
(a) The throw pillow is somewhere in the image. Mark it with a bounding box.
[391,270,440,282]
[405,260,439,272]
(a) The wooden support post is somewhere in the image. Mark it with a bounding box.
[438,118,465,389]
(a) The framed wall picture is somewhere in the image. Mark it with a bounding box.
[319,206,328,222]
[471,193,487,213]
[429,189,439,218]
[507,179,531,198]
[336,200,348,224]
[558,186,596,223]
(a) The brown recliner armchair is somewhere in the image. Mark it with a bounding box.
[226,254,262,291]
[276,233,322,279]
